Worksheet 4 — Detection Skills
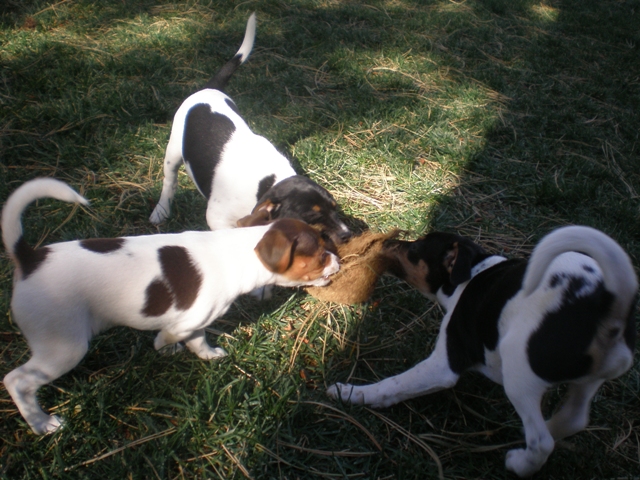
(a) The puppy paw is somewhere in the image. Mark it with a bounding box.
[249,285,273,300]
[157,342,185,355]
[326,383,365,405]
[195,346,227,360]
[31,414,64,435]
[505,448,541,478]
[149,205,169,225]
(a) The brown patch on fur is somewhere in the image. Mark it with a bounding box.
[158,246,202,310]
[393,255,432,297]
[142,279,173,316]
[306,230,400,304]
[80,238,125,253]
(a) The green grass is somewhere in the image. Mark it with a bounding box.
[1,0,639,478]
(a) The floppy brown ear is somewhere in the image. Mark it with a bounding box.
[237,209,271,227]
[237,200,276,227]
[255,228,295,273]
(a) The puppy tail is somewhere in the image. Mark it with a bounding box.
[202,12,256,92]
[522,226,638,318]
[2,178,89,261]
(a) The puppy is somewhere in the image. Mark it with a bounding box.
[327,226,637,477]
[2,178,339,435]
[149,13,351,245]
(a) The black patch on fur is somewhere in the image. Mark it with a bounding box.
[225,98,241,115]
[549,273,562,288]
[183,105,236,199]
[255,175,351,243]
[583,264,595,274]
[256,174,277,201]
[528,277,615,383]
[158,246,202,310]
[203,54,243,92]
[14,236,50,279]
[446,259,527,374]
[142,279,173,317]
[80,238,125,253]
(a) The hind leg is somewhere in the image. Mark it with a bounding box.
[4,342,88,435]
[184,329,227,360]
[150,137,183,225]
[154,329,226,360]
[504,381,554,477]
[546,380,604,440]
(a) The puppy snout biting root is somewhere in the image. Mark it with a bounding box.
[2,178,339,435]
[327,225,637,477]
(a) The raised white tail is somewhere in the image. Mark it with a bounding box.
[202,12,257,91]
[523,226,637,318]
[2,178,88,258]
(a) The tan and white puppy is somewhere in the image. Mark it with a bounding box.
[2,178,339,435]
[328,226,637,477]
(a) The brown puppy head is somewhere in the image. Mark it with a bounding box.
[383,232,487,299]
[255,218,340,287]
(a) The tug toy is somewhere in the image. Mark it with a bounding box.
[306,230,399,305]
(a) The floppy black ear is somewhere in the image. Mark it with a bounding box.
[447,240,483,286]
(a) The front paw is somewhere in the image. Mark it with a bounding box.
[31,414,64,435]
[327,383,365,405]
[505,448,542,478]
[149,204,169,224]
[196,346,227,360]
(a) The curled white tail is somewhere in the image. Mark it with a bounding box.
[236,12,257,64]
[2,178,89,257]
[523,226,637,318]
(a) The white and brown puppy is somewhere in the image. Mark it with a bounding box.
[2,178,339,435]
[149,13,351,244]
[328,226,637,477]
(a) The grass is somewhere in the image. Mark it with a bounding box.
[1,0,639,478]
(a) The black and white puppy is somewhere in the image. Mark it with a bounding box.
[149,13,351,245]
[2,178,339,435]
[327,226,637,477]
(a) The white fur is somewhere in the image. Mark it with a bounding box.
[3,178,339,434]
[328,226,636,477]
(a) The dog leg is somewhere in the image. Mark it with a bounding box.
[327,337,458,408]
[503,375,554,477]
[184,329,227,360]
[249,285,274,301]
[546,380,604,440]
[149,139,183,225]
[154,330,182,352]
[4,343,88,434]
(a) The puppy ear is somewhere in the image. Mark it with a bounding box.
[446,241,478,286]
[255,228,295,273]
[237,209,271,227]
[237,200,277,227]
